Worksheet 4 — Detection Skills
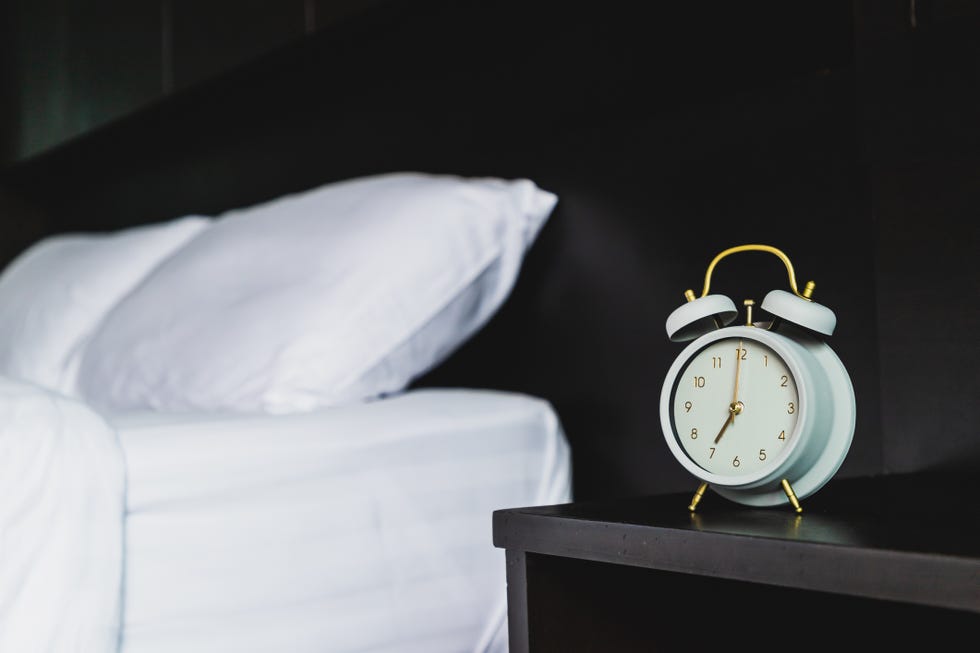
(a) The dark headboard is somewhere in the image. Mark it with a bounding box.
[4,0,975,500]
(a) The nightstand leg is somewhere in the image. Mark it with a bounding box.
[503,549,529,653]
[781,479,803,514]
[688,481,709,512]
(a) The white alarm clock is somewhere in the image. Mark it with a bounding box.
[659,244,856,512]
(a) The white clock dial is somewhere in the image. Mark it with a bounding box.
[671,337,799,478]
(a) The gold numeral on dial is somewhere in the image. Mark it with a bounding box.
[674,338,800,479]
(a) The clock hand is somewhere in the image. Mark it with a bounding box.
[731,338,744,422]
[713,401,744,444]
[713,411,733,444]
[714,340,747,445]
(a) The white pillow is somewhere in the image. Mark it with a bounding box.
[0,216,211,395]
[78,172,557,414]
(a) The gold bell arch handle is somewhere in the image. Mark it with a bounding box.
[697,244,816,300]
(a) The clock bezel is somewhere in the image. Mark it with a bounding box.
[661,326,817,490]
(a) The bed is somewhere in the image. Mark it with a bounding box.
[0,172,571,652]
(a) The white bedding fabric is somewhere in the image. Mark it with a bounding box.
[1,383,571,652]
[78,174,557,415]
[0,377,125,653]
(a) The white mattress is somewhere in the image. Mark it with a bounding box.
[109,388,572,653]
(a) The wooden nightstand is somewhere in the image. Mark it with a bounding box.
[493,471,980,651]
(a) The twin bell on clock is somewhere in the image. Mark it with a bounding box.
[660,244,856,513]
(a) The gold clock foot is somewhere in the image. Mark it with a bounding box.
[781,479,803,514]
[688,481,709,512]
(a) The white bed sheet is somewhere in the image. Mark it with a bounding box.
[109,388,572,653]
[0,376,124,653]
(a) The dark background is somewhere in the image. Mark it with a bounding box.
[0,0,977,500]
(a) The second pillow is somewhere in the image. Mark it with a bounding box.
[78,172,557,414]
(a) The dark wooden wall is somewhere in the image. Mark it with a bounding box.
[0,0,385,164]
[0,0,976,501]
[855,1,980,476]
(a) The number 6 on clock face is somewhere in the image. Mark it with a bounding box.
[671,338,799,478]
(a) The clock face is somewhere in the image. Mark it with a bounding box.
[670,336,800,478]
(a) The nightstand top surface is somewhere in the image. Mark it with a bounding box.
[493,471,980,613]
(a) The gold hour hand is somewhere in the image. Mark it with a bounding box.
[713,412,733,444]
[713,401,743,444]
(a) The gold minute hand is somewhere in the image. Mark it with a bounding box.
[731,339,744,420]
[716,340,747,445]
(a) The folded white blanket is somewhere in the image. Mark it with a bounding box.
[0,377,125,653]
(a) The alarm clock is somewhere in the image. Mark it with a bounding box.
[659,244,856,513]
